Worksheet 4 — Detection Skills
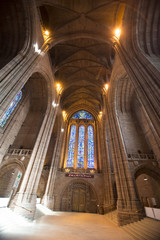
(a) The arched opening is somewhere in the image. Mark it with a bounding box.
[0,0,27,69]
[135,167,160,209]
[0,72,49,193]
[0,164,23,207]
[11,72,48,150]
[116,76,152,155]
[64,110,97,171]
[61,180,97,213]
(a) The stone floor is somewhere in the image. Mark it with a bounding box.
[0,209,133,240]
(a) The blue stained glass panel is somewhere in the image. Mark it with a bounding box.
[13,171,22,188]
[72,110,93,120]
[77,125,85,168]
[87,125,94,168]
[0,91,22,128]
[67,125,76,167]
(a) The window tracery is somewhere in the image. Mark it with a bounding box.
[66,110,96,169]
[87,125,94,168]
[77,125,85,168]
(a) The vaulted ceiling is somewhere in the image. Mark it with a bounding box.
[37,0,126,112]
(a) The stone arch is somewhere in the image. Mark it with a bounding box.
[0,159,25,174]
[115,74,151,155]
[60,179,98,213]
[67,107,97,122]
[134,164,160,183]
[11,72,49,150]
[134,165,160,208]
[0,160,24,198]
[0,69,52,166]
[136,0,160,58]
[0,0,27,69]
[62,109,98,171]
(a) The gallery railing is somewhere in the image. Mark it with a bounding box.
[7,148,32,156]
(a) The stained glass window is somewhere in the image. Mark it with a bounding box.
[87,125,94,168]
[77,125,85,168]
[13,171,22,188]
[0,91,22,128]
[72,110,93,120]
[67,125,76,167]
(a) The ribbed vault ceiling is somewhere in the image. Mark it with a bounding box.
[37,0,126,112]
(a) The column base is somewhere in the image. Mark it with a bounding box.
[41,195,54,210]
[103,203,116,214]
[116,199,144,225]
[13,192,37,220]
[117,210,144,226]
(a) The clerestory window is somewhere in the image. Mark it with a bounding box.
[65,110,95,169]
[0,91,22,128]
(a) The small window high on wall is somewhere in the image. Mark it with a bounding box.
[0,91,22,128]
[65,110,96,169]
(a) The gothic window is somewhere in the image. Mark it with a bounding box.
[72,110,93,120]
[67,125,76,167]
[0,91,22,128]
[77,125,85,168]
[87,125,94,168]
[66,110,96,169]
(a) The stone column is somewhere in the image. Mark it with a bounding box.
[102,96,115,213]
[105,91,143,225]
[0,0,51,115]
[42,118,64,209]
[13,105,58,219]
[113,0,160,159]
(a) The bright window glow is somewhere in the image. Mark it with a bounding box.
[72,110,93,120]
[0,91,22,128]
[66,110,95,170]
[87,125,94,168]
[77,125,85,168]
[67,125,76,167]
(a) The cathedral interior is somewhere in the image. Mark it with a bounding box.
[0,0,160,239]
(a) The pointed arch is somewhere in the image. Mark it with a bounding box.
[65,110,96,170]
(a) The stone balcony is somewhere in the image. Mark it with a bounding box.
[3,148,32,162]
[128,153,156,161]
[7,148,32,156]
[127,153,158,167]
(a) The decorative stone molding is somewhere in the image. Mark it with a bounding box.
[7,148,32,157]
[128,153,156,161]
